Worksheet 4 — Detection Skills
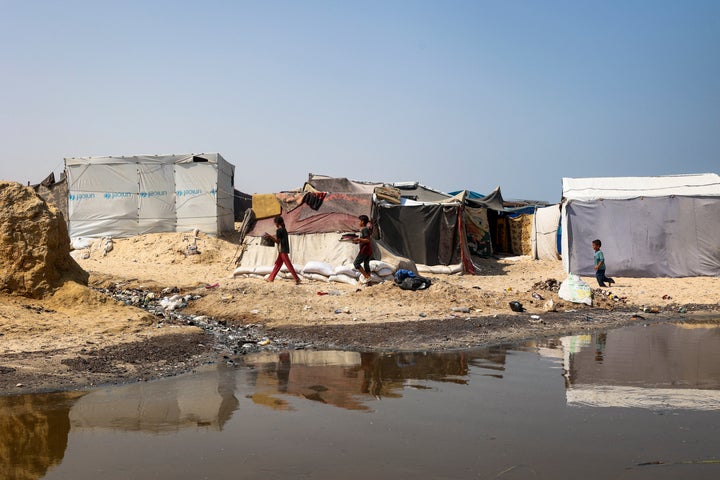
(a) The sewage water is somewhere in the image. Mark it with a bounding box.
[2,322,720,480]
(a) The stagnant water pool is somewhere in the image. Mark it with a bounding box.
[2,321,720,479]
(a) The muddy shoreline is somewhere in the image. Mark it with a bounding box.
[2,289,713,397]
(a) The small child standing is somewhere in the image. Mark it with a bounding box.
[592,239,615,287]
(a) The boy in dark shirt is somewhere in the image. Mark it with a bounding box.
[266,215,301,284]
[353,215,373,283]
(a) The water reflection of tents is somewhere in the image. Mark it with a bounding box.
[242,349,501,411]
[560,324,720,410]
[243,351,371,411]
[69,366,238,432]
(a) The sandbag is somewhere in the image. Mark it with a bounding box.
[334,265,360,278]
[303,261,334,277]
[329,274,359,285]
[303,272,331,282]
[369,260,394,273]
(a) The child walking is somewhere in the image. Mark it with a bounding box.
[592,239,615,287]
[266,215,301,284]
[353,215,373,283]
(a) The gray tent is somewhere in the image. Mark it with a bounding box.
[561,174,720,277]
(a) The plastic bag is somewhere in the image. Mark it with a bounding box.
[558,273,593,306]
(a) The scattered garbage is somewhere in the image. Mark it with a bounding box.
[532,279,560,292]
[394,269,432,291]
[160,294,186,311]
[94,284,291,356]
[205,283,219,289]
[451,307,470,313]
[662,294,672,300]
[543,299,556,312]
[642,306,660,314]
[531,292,544,301]
[509,301,525,312]
[99,237,113,257]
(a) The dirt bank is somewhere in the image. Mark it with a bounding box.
[2,230,718,395]
[1,183,718,395]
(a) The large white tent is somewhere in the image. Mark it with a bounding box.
[561,173,720,277]
[65,153,235,239]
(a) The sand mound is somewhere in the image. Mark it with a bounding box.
[0,181,88,298]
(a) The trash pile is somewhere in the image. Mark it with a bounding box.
[532,278,560,292]
[97,284,297,356]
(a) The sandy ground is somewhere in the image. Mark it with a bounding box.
[2,230,719,395]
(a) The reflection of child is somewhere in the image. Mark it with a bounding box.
[266,215,301,284]
[353,215,373,281]
[592,239,615,287]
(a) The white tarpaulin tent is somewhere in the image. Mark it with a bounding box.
[65,153,235,239]
[531,204,561,260]
[561,173,720,277]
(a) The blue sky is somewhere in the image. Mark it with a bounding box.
[1,0,718,202]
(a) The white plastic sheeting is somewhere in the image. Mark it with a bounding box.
[65,154,235,239]
[531,204,560,260]
[562,173,720,201]
[561,174,720,277]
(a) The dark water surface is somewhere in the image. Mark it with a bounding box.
[2,322,720,479]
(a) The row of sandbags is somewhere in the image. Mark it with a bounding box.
[232,260,398,285]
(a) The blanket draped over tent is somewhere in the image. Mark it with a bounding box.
[375,203,461,267]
